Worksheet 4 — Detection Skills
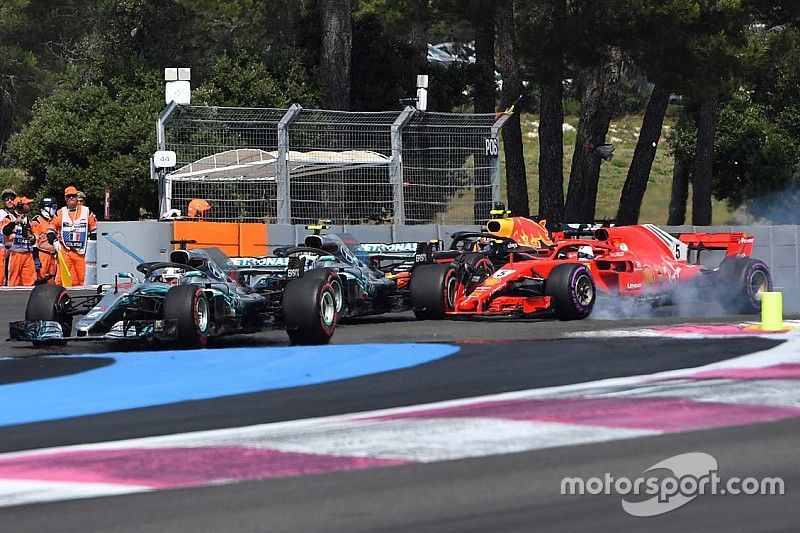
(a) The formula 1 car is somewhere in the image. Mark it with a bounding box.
[410,216,771,320]
[9,247,340,347]
[233,225,438,320]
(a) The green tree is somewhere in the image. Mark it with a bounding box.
[497,0,529,216]
[564,48,623,223]
[193,49,319,108]
[713,94,799,220]
[320,0,352,110]
[0,0,43,149]
[6,71,163,219]
[536,0,566,223]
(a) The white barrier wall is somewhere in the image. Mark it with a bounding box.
[95,221,174,284]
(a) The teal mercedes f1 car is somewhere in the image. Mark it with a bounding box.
[9,247,340,347]
[233,225,438,320]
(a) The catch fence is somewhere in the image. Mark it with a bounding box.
[155,103,508,225]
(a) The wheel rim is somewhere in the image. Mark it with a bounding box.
[330,279,343,312]
[574,274,594,307]
[196,296,209,332]
[320,290,336,327]
[749,269,768,301]
[445,272,458,309]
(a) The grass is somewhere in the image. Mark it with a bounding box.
[490,113,735,225]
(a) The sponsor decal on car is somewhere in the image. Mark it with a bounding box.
[358,242,418,253]
[232,257,290,267]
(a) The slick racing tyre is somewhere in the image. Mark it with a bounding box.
[303,268,344,314]
[164,284,210,348]
[717,257,772,314]
[545,263,596,320]
[410,263,457,320]
[25,284,72,345]
[283,273,338,345]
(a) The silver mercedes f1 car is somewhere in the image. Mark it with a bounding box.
[9,247,340,347]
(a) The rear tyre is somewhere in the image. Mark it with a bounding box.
[283,274,338,345]
[164,284,210,348]
[717,257,772,314]
[410,263,457,320]
[545,264,596,320]
[26,284,72,345]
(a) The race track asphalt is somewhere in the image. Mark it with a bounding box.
[5,418,798,533]
[0,288,798,531]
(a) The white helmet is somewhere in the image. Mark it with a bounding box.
[160,208,182,220]
[159,267,183,285]
[41,197,57,219]
[578,245,595,260]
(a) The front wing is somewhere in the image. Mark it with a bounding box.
[9,320,179,343]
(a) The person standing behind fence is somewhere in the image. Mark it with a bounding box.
[3,196,37,286]
[47,186,97,287]
[0,189,17,285]
[31,197,58,284]
[187,198,211,220]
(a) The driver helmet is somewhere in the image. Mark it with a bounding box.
[160,267,183,285]
[41,197,57,219]
[578,245,595,260]
[471,237,494,252]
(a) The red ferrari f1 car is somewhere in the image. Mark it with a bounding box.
[409,216,771,320]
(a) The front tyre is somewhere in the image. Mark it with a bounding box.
[409,263,457,319]
[282,274,338,345]
[164,284,210,348]
[303,268,344,314]
[717,257,772,314]
[26,284,72,345]
[545,263,596,320]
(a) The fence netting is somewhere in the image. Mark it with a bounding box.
[160,105,506,224]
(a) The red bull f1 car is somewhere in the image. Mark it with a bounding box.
[410,216,771,320]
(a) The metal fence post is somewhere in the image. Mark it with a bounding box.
[155,101,178,215]
[390,107,416,225]
[277,104,303,224]
[490,112,512,207]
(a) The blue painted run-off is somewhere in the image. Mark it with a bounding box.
[0,343,459,427]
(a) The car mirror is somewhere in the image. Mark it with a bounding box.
[116,272,135,279]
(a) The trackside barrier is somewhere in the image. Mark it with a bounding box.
[85,239,97,285]
[96,221,174,285]
[172,221,268,257]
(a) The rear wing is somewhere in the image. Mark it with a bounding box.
[677,232,755,257]
[231,256,290,270]
[357,241,440,265]
[231,255,315,284]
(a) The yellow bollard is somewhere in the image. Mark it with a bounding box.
[761,291,783,331]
